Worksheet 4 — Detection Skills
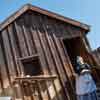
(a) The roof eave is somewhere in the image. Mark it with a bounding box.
[0,4,90,33]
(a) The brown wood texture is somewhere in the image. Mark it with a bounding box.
[0,9,93,100]
[91,48,100,82]
[0,4,90,32]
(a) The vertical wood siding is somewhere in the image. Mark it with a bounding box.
[0,11,84,100]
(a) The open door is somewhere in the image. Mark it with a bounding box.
[63,37,89,71]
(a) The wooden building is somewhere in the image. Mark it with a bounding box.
[0,4,95,100]
[91,47,100,81]
[92,47,100,66]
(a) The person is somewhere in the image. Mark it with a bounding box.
[74,56,97,100]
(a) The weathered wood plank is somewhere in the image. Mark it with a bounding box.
[41,15,72,100]
[45,33,66,100]
[39,16,66,100]
[52,34,71,100]
[7,24,20,75]
[55,37,76,99]
[14,75,57,81]
[22,25,33,55]
[0,36,13,96]
[0,65,4,95]
[14,20,35,99]
[0,41,10,93]
[23,13,37,55]
[25,13,37,55]
[59,39,75,74]
[1,30,16,81]
[54,35,72,77]
[18,54,38,62]
[30,27,51,100]
[37,31,59,100]
[7,24,26,99]
[14,21,29,57]
[35,14,61,100]
[36,81,43,100]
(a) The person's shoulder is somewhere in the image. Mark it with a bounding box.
[84,63,91,69]
[84,63,89,66]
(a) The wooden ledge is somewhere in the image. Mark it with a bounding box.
[18,54,39,62]
[14,75,57,82]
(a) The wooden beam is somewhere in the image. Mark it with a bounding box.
[14,75,57,81]
[0,4,90,32]
[18,54,38,62]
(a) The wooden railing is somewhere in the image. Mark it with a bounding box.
[12,75,57,100]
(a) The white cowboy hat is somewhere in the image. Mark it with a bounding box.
[80,69,90,74]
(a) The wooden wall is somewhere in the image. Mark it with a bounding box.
[0,10,86,100]
[92,48,100,66]
[91,48,100,82]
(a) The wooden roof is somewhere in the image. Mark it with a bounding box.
[0,4,90,32]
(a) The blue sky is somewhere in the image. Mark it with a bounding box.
[0,0,100,50]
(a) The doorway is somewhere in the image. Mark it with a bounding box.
[63,37,87,71]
